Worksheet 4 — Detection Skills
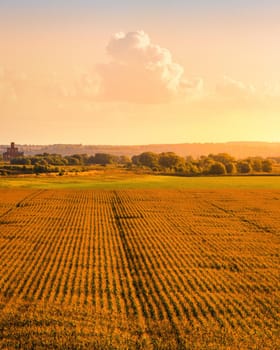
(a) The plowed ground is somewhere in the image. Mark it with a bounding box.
[0,189,279,349]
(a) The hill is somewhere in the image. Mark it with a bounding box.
[1,142,280,158]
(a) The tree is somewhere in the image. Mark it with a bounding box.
[10,157,31,165]
[71,154,88,165]
[208,153,237,174]
[118,155,131,166]
[185,155,195,163]
[33,164,50,174]
[246,157,263,172]
[208,153,235,165]
[87,155,95,165]
[184,163,201,175]
[159,152,185,170]
[93,153,114,166]
[237,161,252,174]
[262,159,273,173]
[208,161,227,175]
[136,152,159,169]
[65,156,80,165]
[225,162,237,174]
[131,155,140,166]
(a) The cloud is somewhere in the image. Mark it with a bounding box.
[216,76,256,99]
[75,73,101,99]
[213,76,280,110]
[43,69,102,102]
[1,31,201,105]
[263,81,280,97]
[96,31,202,103]
[0,67,22,104]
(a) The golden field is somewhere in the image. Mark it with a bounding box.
[0,189,279,349]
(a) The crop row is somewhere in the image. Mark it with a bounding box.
[0,189,279,343]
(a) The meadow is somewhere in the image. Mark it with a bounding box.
[0,170,280,190]
[0,179,280,348]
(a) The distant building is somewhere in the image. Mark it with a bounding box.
[3,142,24,161]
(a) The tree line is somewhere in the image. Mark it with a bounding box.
[1,151,276,175]
[131,152,274,174]
[1,153,130,175]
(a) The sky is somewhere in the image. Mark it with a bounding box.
[1,1,280,145]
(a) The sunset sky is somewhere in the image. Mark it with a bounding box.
[1,1,280,145]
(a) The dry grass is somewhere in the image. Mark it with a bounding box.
[0,189,280,349]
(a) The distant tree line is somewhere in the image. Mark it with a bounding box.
[1,151,276,175]
[9,153,130,166]
[5,153,130,173]
[131,152,274,175]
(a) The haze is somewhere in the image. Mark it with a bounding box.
[1,1,280,145]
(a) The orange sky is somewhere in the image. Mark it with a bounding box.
[0,2,280,144]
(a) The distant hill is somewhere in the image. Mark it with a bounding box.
[1,142,280,158]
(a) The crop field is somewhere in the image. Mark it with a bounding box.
[0,188,280,349]
[1,172,280,190]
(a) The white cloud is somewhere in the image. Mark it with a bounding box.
[4,31,201,105]
[213,76,280,110]
[96,30,202,103]
[44,70,101,101]
[0,67,20,104]
[216,76,256,99]
[75,73,101,99]
[263,81,280,97]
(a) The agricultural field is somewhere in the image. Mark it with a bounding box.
[1,171,280,190]
[0,188,280,349]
